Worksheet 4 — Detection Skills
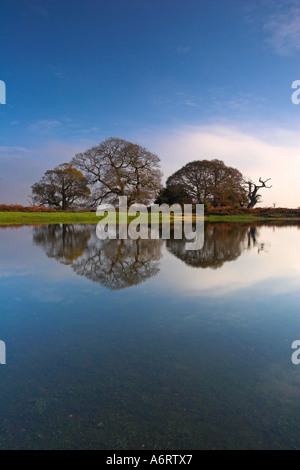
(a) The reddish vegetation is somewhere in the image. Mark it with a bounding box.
[0,204,56,212]
[205,206,300,217]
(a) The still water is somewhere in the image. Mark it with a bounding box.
[0,222,299,449]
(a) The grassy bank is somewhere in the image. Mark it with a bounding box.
[0,211,100,225]
[1,211,300,225]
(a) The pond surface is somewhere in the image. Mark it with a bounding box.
[0,222,299,449]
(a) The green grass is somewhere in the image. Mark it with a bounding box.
[0,211,150,225]
[0,212,100,225]
[0,211,299,226]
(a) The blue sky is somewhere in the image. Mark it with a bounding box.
[0,0,299,206]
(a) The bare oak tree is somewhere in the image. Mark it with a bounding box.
[244,177,272,208]
[71,137,163,207]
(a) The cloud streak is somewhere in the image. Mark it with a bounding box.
[263,3,300,56]
[28,119,63,134]
[175,45,191,54]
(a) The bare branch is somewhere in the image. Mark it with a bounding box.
[243,177,272,208]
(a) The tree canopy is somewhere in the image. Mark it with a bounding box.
[71,137,163,207]
[31,163,90,210]
[155,184,193,206]
[159,159,248,207]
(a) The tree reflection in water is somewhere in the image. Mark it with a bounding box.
[73,237,162,290]
[32,223,264,289]
[166,223,262,269]
[33,224,162,290]
[33,224,92,265]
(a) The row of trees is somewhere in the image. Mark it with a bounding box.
[31,137,271,210]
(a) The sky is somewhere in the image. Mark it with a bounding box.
[0,0,299,207]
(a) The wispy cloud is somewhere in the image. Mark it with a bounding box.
[263,4,300,56]
[152,91,200,109]
[29,4,50,19]
[176,45,191,54]
[211,89,266,112]
[182,99,199,108]
[27,118,102,138]
[47,65,66,80]
[29,119,62,132]
[0,146,27,158]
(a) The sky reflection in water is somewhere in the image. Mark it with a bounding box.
[0,222,299,449]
